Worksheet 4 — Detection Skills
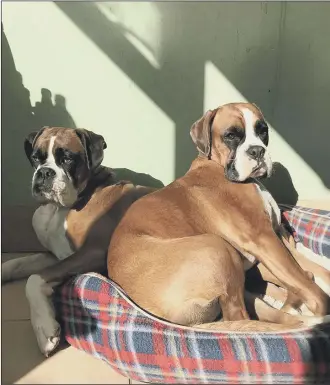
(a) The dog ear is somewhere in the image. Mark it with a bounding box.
[76,129,107,171]
[190,109,216,158]
[24,127,47,165]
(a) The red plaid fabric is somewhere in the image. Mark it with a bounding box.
[280,205,330,258]
[54,205,330,384]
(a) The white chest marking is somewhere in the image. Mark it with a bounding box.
[241,182,281,271]
[32,204,74,260]
[255,182,281,229]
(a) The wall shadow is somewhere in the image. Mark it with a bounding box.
[33,88,76,129]
[261,162,299,206]
[56,2,330,193]
[152,2,330,189]
[1,23,81,251]
[1,23,36,208]
[1,24,77,208]
[55,2,203,179]
[2,21,163,210]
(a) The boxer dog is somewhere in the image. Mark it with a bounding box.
[108,102,330,332]
[1,126,156,356]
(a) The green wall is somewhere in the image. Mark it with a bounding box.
[2,2,330,208]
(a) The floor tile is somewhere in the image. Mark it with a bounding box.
[2,278,30,321]
[2,319,129,384]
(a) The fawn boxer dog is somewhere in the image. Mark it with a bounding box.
[108,102,330,332]
[1,126,156,356]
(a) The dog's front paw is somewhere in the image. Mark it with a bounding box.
[30,308,61,357]
[26,274,61,357]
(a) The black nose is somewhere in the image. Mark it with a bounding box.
[247,146,265,161]
[36,167,56,180]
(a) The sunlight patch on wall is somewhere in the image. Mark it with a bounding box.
[204,61,330,200]
[2,2,175,186]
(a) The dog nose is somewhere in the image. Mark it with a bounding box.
[247,146,265,161]
[36,167,56,180]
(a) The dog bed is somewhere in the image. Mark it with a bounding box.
[54,205,330,384]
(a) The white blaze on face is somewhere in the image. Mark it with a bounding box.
[32,135,78,207]
[45,136,64,175]
[233,108,272,181]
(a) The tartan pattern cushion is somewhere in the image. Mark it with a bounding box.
[280,204,330,258]
[54,205,330,384]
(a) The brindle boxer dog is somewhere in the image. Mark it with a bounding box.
[108,102,330,332]
[2,126,156,355]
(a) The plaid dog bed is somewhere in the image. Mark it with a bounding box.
[281,205,330,258]
[54,205,330,384]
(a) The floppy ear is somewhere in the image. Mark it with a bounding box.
[76,129,107,170]
[24,127,47,165]
[190,109,217,158]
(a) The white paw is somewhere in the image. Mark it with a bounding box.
[262,294,284,310]
[26,275,61,357]
[30,309,61,357]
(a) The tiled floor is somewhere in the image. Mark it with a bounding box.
[1,253,144,384]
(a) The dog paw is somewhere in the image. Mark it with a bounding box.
[30,309,61,357]
[26,274,61,357]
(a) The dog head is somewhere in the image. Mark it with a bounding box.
[190,102,272,182]
[24,127,107,207]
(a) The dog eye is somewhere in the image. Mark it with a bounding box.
[225,133,236,140]
[62,155,73,164]
[31,154,39,163]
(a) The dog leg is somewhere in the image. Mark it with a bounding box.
[2,253,58,283]
[193,286,323,332]
[112,234,250,326]
[25,275,61,357]
[174,247,249,325]
[252,262,314,315]
[245,291,330,327]
[233,226,329,316]
[194,288,330,332]
[280,227,330,296]
[25,246,106,357]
